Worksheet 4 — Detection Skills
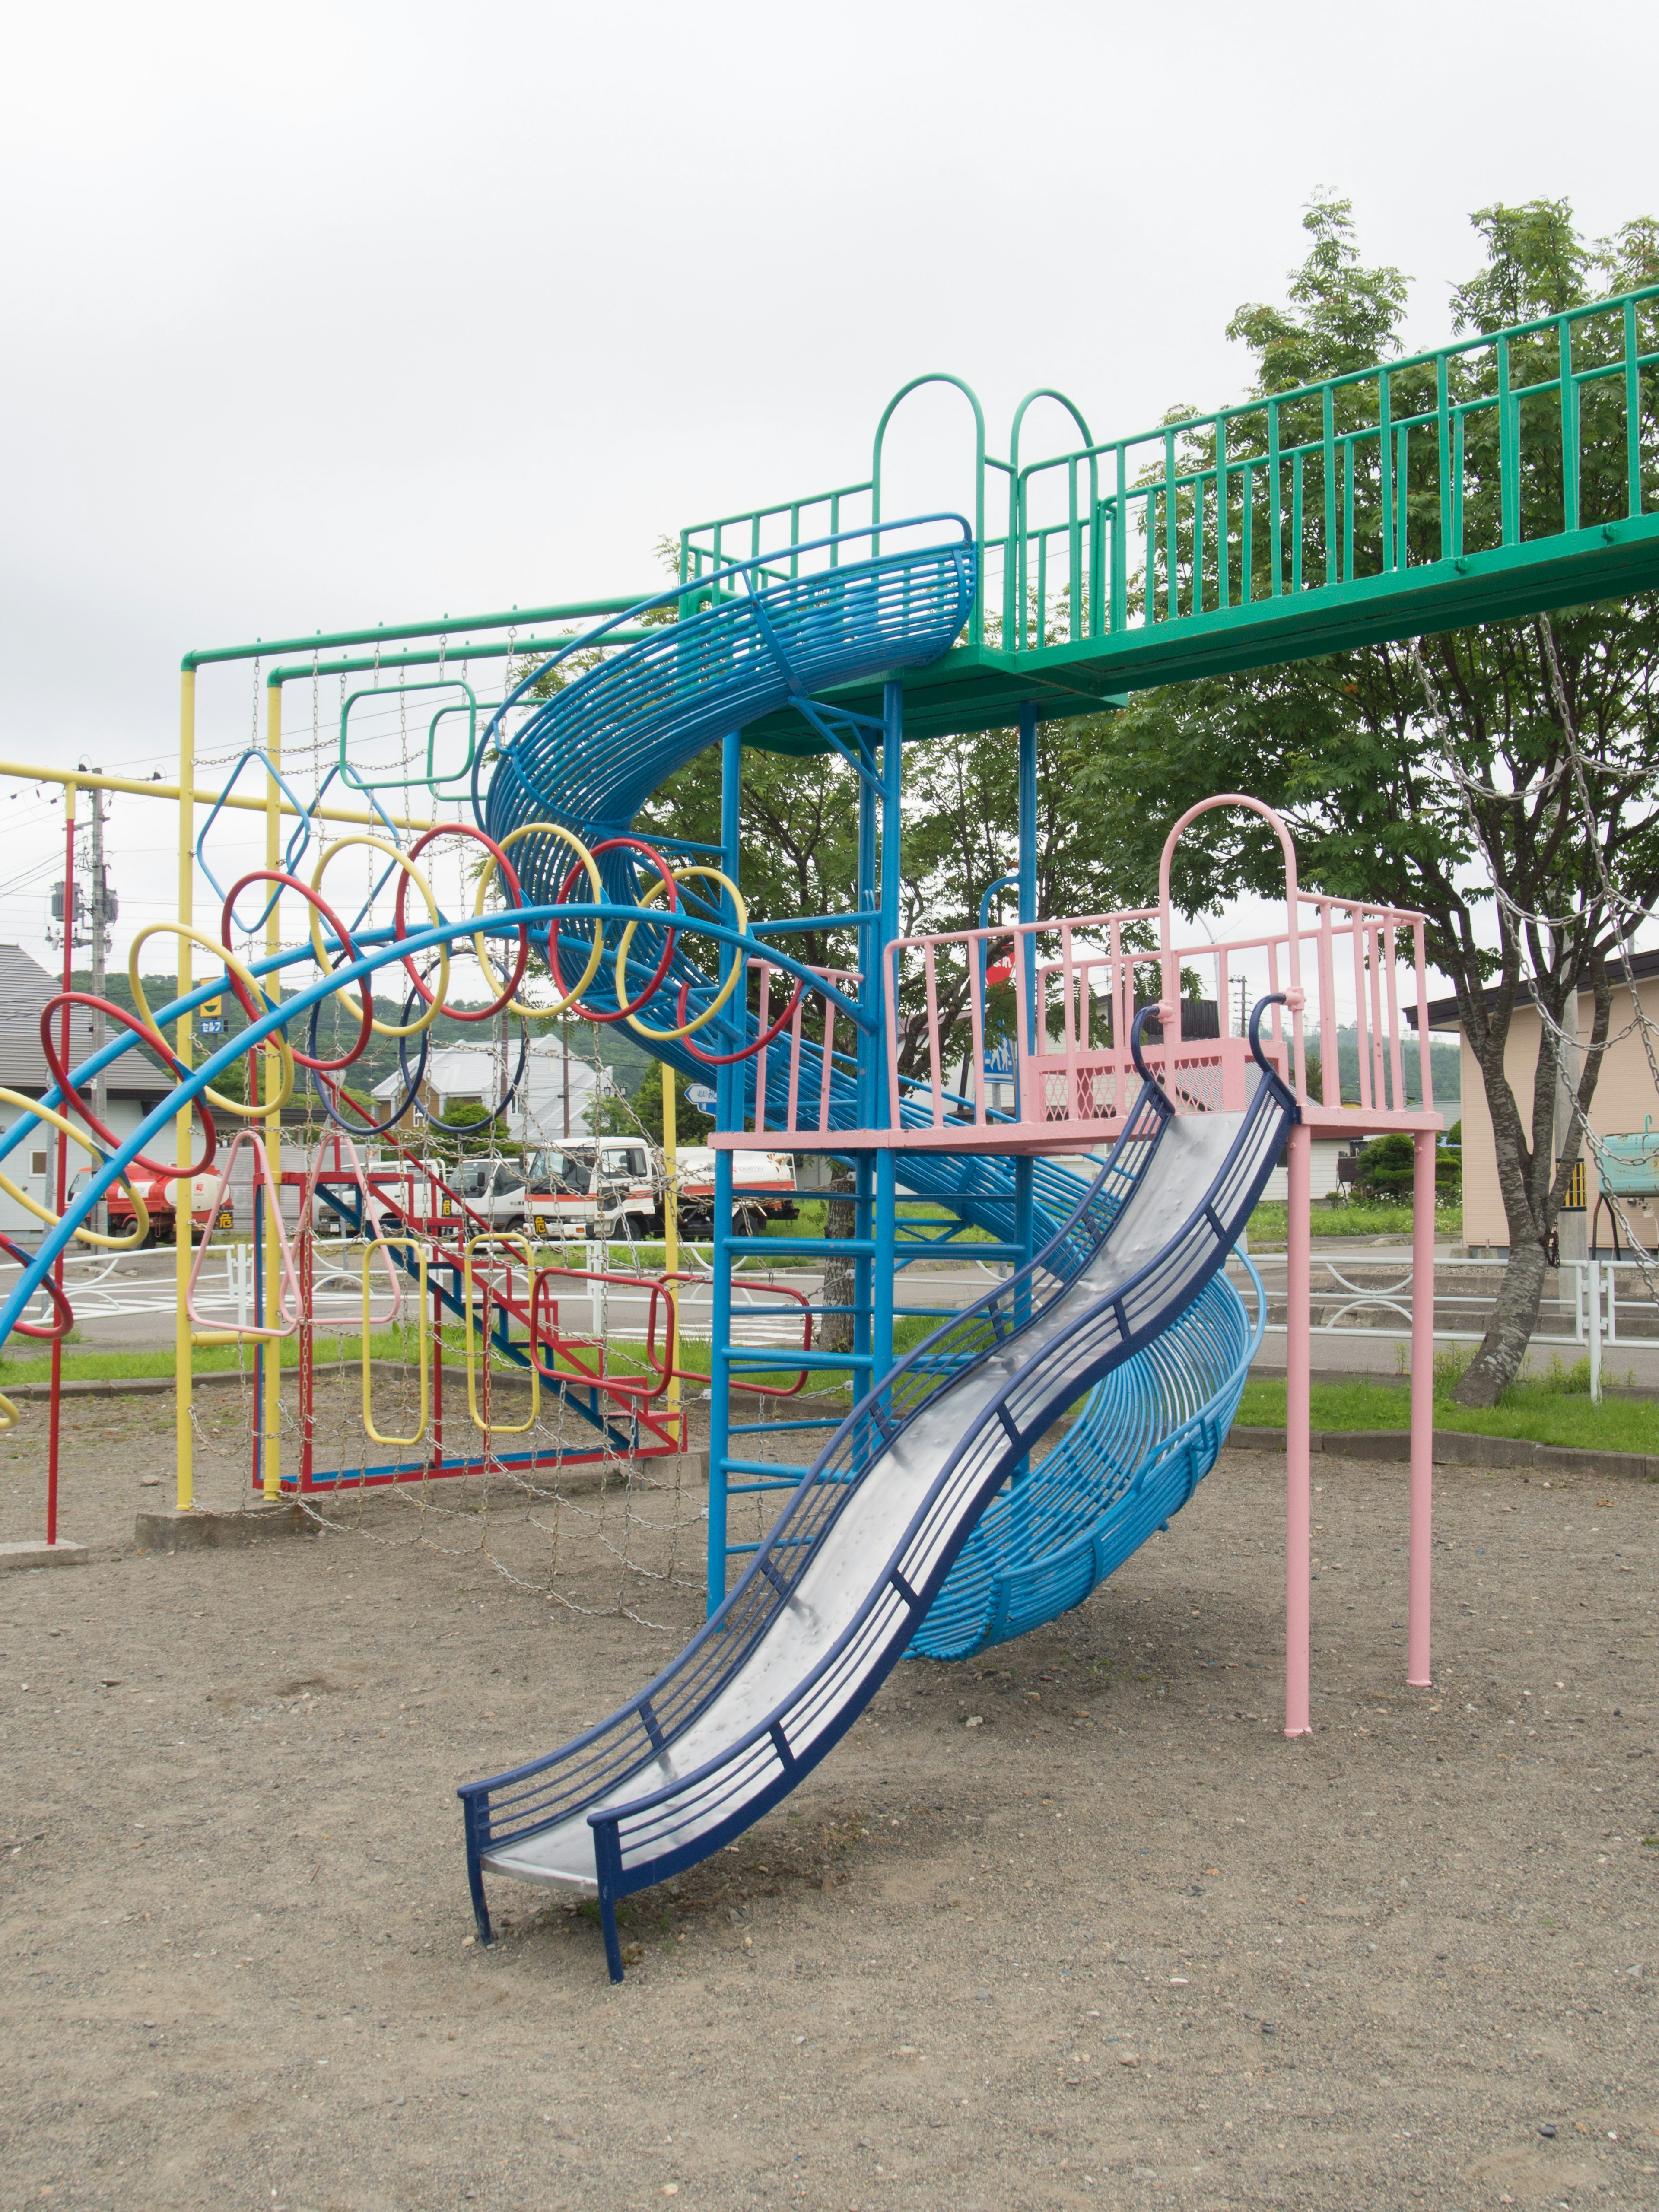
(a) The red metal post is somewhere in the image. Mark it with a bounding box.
[430,1248,444,1471]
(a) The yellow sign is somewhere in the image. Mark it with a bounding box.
[200,995,222,1017]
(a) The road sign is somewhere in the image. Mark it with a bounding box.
[686,1083,718,1109]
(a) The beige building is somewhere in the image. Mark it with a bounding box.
[1417,952,1659,1254]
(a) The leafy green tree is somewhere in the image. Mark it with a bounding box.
[588,1059,714,1148]
[1077,195,1659,1405]
[427,1100,512,1164]
[1352,1130,1459,1201]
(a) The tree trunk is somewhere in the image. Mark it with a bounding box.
[817,1161,858,1354]
[1452,965,1612,1409]
[1453,1233,1550,1407]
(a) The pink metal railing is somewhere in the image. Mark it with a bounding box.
[884,796,1435,1142]
[751,962,861,1138]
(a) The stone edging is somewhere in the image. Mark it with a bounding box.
[1226,1422,1658,1482]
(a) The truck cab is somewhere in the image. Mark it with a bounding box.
[523,1141,657,1240]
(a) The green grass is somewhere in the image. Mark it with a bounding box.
[0,1323,477,1389]
[1237,1349,1659,1452]
[1246,1199,1462,1243]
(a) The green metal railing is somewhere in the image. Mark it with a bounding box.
[678,285,1659,667]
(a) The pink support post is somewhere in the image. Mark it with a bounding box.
[1284,1121,1313,1737]
[1408,1128,1436,1688]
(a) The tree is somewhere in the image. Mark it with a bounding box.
[588,1059,713,1149]
[1351,1131,1459,1201]
[1077,195,1659,1405]
[427,1100,512,1164]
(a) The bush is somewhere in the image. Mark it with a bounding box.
[1351,1131,1461,1200]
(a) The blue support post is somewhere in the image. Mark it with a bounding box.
[1011,702,1039,1492]
[872,680,904,1382]
[706,728,743,1615]
[1014,700,1039,1276]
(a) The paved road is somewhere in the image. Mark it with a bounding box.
[16,1239,1659,1385]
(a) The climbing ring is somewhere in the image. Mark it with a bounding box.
[39,991,218,1181]
[307,836,449,1039]
[0,1233,75,1338]
[618,865,749,1041]
[0,1087,151,1250]
[474,821,606,1016]
[554,837,682,1024]
[127,925,297,1119]
[398,824,530,1022]
[220,870,375,1075]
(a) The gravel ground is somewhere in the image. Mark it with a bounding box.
[1,1398,1656,2212]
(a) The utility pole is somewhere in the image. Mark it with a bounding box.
[88,779,113,1135]
[80,769,117,1239]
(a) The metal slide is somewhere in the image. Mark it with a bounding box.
[460,1026,1294,1977]
[481,521,1100,1254]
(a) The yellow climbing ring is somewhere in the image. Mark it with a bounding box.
[0,1393,17,1433]
[472,821,607,1016]
[127,925,296,1119]
[619,865,749,1041]
[308,835,449,1039]
[0,1087,151,1251]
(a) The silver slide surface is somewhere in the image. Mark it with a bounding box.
[459,1048,1294,1978]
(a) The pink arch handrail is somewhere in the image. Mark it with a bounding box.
[1156,793,1307,1099]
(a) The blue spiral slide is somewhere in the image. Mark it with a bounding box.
[461,528,1289,1975]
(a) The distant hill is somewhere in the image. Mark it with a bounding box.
[70,970,656,1105]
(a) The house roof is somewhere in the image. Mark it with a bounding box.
[1409,944,1659,1031]
[0,944,163,1096]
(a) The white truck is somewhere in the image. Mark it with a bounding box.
[673,1146,799,1237]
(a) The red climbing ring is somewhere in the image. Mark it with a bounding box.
[0,1234,74,1340]
[38,992,219,1181]
[219,870,375,1074]
[395,823,531,1021]
[550,836,681,1025]
[680,968,809,1066]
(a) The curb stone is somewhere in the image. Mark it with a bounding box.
[1225,1422,1658,1481]
[133,1504,315,1553]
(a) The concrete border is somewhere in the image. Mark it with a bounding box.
[0,1539,92,1573]
[133,1504,315,1553]
[1226,1422,1659,1481]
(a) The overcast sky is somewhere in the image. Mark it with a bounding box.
[1,0,1654,989]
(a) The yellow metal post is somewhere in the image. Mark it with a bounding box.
[175,673,195,1511]
[263,681,283,1500]
[662,1065,680,1436]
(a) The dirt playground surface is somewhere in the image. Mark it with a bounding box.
[1,1396,1656,2211]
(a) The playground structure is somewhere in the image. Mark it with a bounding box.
[3,279,1659,1977]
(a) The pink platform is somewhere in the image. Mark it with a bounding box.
[712,795,1442,1730]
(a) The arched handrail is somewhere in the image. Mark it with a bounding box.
[871,374,988,642]
[1007,387,1094,478]
[1157,794,1307,1100]
[1006,388,1100,650]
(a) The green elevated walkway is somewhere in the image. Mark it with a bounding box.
[681,286,1659,747]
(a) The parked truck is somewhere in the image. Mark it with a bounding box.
[673,1146,798,1236]
[96,1168,229,1247]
